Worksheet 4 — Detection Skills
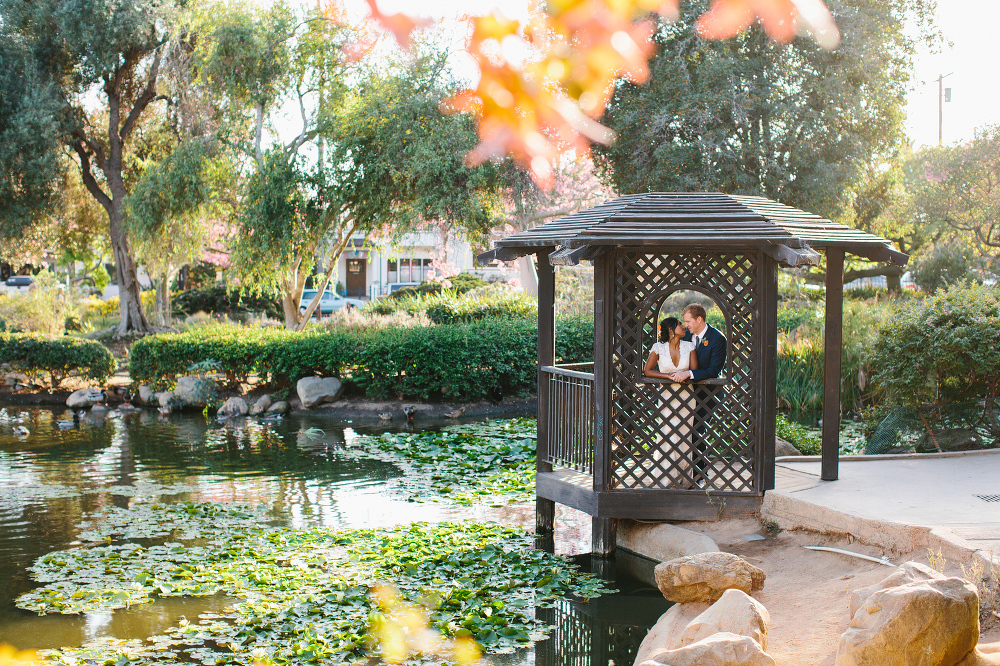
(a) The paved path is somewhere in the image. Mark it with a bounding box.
[768,450,1000,558]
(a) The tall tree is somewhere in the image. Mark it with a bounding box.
[193,0,355,329]
[0,0,187,335]
[911,125,1000,266]
[593,0,935,223]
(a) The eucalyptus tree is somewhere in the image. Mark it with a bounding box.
[207,9,513,330]
[0,0,192,335]
[594,0,936,224]
[190,0,358,329]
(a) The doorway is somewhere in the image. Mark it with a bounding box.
[345,258,366,298]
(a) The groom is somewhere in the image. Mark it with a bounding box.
[668,303,727,481]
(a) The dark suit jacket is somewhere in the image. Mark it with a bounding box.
[684,324,726,381]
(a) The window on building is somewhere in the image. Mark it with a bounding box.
[387,259,397,283]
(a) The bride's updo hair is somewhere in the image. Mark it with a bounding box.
[659,316,681,342]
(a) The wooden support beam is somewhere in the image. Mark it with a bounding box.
[536,249,556,530]
[593,254,613,496]
[822,249,844,481]
[536,498,555,536]
[762,254,778,491]
[592,516,617,556]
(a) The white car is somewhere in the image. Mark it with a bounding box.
[298,289,364,314]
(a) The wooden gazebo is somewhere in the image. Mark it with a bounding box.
[478,193,908,554]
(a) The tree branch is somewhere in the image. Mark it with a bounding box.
[71,141,112,213]
[254,102,265,166]
[121,46,165,141]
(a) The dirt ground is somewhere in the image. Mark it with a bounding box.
[675,518,1000,665]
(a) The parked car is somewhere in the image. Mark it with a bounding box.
[298,289,364,315]
[4,275,34,293]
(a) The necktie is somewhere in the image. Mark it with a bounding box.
[694,334,700,347]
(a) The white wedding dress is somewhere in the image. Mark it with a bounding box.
[650,340,697,488]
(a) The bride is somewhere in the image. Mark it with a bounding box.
[643,316,699,488]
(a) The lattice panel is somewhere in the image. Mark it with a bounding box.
[610,251,762,493]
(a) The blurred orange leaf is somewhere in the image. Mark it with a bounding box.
[340,0,838,187]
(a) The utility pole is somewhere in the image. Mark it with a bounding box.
[938,73,953,145]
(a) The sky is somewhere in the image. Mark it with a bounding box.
[904,1,1000,148]
[364,0,997,150]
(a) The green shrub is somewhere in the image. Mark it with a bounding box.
[776,300,890,412]
[380,273,489,301]
[90,291,158,318]
[775,413,822,455]
[130,316,595,400]
[172,285,282,320]
[776,305,820,333]
[0,273,83,335]
[0,333,117,386]
[369,290,537,325]
[871,284,1000,432]
[554,315,594,363]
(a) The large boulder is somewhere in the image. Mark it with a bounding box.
[655,552,766,604]
[638,632,775,666]
[172,376,218,408]
[678,589,770,651]
[137,385,155,405]
[267,400,290,414]
[775,437,801,456]
[836,577,979,666]
[217,397,249,418]
[917,429,981,453]
[249,395,272,416]
[634,603,712,665]
[296,377,343,409]
[618,521,719,562]
[67,388,106,408]
[849,561,946,618]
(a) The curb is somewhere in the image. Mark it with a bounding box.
[761,490,998,570]
[776,448,1000,463]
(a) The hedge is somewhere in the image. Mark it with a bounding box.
[129,315,596,401]
[0,333,117,386]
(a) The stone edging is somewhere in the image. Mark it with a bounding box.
[776,447,1000,463]
[761,491,998,571]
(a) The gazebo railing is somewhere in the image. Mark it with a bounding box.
[542,364,594,475]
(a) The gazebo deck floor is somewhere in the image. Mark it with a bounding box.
[537,465,763,521]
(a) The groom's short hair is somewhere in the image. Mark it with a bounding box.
[683,303,707,321]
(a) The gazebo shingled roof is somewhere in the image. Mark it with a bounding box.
[482,192,908,267]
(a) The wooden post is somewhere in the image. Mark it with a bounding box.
[761,255,778,491]
[822,249,844,481]
[592,253,616,556]
[592,517,617,556]
[536,249,556,534]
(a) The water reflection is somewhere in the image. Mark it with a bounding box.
[0,405,661,666]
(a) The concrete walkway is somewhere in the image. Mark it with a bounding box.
[764,449,1000,563]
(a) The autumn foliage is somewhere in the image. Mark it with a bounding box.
[326,0,838,187]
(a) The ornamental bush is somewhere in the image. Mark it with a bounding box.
[0,333,117,386]
[172,285,282,320]
[871,284,1000,414]
[129,316,596,400]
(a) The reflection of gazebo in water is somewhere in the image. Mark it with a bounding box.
[479,193,908,554]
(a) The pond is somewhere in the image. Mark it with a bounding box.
[0,406,669,665]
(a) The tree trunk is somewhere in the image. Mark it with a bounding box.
[154,271,171,326]
[110,206,152,336]
[282,291,302,329]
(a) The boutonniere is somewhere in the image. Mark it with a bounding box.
[702,339,709,347]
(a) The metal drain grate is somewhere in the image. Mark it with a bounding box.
[975,495,1000,503]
